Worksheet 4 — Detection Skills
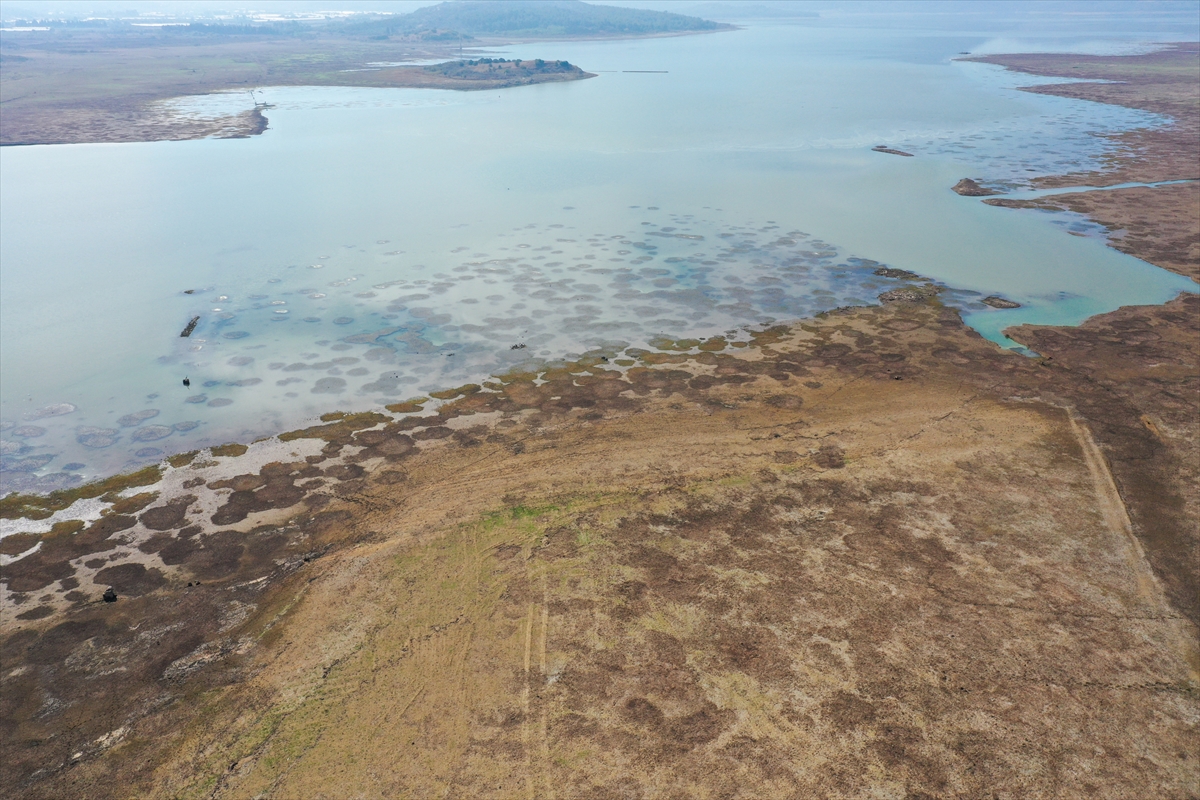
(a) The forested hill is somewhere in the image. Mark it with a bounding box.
[345,0,730,39]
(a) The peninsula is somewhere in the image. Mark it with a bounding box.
[0,0,719,146]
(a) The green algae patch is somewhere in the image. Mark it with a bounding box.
[640,352,689,365]
[698,337,727,352]
[480,503,561,530]
[441,392,497,417]
[647,335,675,351]
[540,368,575,382]
[278,411,390,443]
[429,383,481,401]
[498,370,538,384]
[639,352,672,365]
[110,491,159,516]
[211,443,249,458]
[750,325,792,346]
[48,519,86,537]
[385,398,428,414]
[168,450,199,468]
[648,336,701,352]
[0,465,163,521]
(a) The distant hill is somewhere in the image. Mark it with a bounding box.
[344,0,729,39]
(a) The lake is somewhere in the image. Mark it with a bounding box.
[1,19,1196,490]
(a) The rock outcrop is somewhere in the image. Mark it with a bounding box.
[952,178,1001,196]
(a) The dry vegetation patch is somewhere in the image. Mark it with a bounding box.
[5,297,1197,798]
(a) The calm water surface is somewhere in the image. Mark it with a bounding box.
[1,23,1195,490]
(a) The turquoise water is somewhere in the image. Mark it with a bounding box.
[1,23,1195,491]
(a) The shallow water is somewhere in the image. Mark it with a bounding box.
[1,22,1195,489]
[998,178,1198,200]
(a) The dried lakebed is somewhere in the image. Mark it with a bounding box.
[2,291,1197,798]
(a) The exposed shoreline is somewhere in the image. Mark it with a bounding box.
[969,43,1199,286]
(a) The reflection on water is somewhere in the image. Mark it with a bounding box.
[1,23,1196,491]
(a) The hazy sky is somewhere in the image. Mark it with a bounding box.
[3,0,1199,40]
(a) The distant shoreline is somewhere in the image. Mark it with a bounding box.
[0,23,723,147]
[0,57,597,147]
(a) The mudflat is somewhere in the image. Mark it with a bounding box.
[1,43,1198,800]
[969,43,1200,187]
[974,43,1200,282]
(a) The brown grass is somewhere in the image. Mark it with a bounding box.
[4,295,1197,798]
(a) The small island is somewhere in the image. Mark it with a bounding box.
[953,178,1002,196]
[872,145,914,157]
[329,57,595,92]
[424,57,593,88]
[982,295,1021,309]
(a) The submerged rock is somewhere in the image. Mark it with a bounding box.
[312,377,347,394]
[952,178,1001,197]
[878,286,939,304]
[982,295,1022,309]
[76,427,119,448]
[26,403,77,420]
[131,425,173,442]
[1,454,55,472]
[0,470,82,495]
[118,409,160,427]
[873,267,922,280]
